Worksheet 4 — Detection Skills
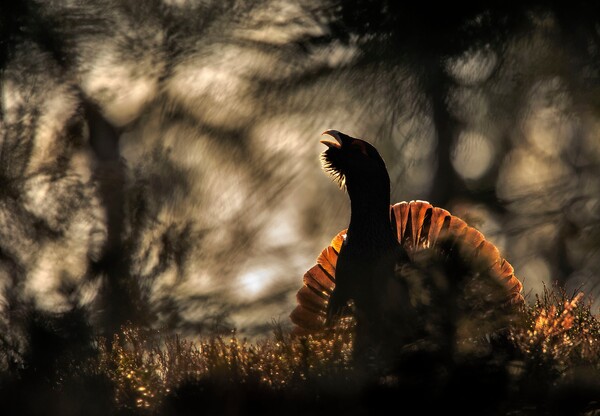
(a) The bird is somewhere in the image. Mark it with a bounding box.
[290,130,524,339]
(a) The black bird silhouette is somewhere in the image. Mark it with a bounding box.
[290,130,524,338]
[319,130,402,329]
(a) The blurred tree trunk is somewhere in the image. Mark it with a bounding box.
[425,62,464,208]
[84,103,146,336]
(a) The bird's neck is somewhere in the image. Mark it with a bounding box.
[346,181,396,252]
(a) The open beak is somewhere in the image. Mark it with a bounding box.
[320,130,342,149]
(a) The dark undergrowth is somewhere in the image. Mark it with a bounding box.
[0,286,599,416]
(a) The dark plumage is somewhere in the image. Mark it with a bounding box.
[319,130,402,328]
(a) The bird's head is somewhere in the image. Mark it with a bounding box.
[320,130,389,193]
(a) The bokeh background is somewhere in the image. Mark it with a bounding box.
[1,0,599,341]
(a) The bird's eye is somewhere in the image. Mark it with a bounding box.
[350,140,369,156]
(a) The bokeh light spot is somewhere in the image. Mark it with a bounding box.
[451,131,495,180]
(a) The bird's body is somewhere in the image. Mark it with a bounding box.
[330,227,400,338]
[326,148,401,326]
[290,131,524,339]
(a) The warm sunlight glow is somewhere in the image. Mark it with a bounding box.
[447,48,498,85]
[451,131,495,180]
[238,267,272,298]
[520,256,552,296]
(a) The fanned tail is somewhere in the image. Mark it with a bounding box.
[290,201,524,334]
[290,231,344,335]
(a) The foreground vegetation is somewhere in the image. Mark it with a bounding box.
[1,286,599,415]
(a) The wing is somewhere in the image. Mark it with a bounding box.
[290,201,524,334]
